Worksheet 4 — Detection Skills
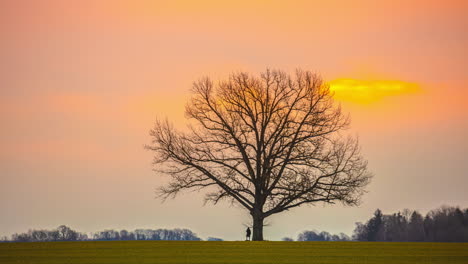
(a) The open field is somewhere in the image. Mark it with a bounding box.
[1,241,467,264]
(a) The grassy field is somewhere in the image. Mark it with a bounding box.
[0,241,467,264]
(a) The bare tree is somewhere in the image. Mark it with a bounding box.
[147,69,372,241]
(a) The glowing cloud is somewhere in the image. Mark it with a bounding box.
[328,79,420,104]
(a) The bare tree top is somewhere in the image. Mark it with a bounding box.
[147,69,371,220]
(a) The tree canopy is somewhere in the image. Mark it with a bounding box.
[147,69,372,240]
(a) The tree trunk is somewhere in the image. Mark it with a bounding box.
[252,212,264,241]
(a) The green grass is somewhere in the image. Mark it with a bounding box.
[1,241,467,264]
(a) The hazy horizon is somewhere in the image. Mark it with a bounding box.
[1,0,467,241]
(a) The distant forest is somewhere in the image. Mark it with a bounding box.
[352,205,468,242]
[286,205,468,242]
[1,226,204,242]
[1,205,466,242]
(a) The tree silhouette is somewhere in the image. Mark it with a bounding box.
[147,69,372,240]
[408,211,425,241]
[366,209,383,241]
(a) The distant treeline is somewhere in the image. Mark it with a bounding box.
[2,205,467,242]
[94,228,201,241]
[352,206,468,242]
[2,225,204,242]
[283,231,351,242]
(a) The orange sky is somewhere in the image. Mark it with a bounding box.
[1,0,467,240]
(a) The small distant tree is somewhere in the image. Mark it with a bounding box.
[338,232,351,241]
[408,211,425,241]
[353,222,369,241]
[119,230,135,240]
[30,230,47,242]
[94,230,119,241]
[12,233,31,242]
[57,225,79,241]
[297,231,322,241]
[282,237,294,241]
[366,209,383,241]
[147,69,372,240]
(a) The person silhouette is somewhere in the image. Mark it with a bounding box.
[246,227,251,241]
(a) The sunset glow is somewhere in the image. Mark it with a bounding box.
[329,79,421,104]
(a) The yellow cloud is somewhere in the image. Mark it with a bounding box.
[328,79,420,104]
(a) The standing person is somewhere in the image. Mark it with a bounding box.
[246,227,251,241]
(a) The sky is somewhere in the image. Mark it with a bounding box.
[1,0,467,241]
